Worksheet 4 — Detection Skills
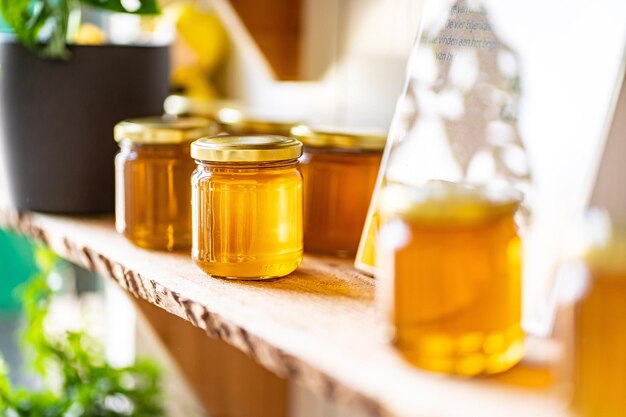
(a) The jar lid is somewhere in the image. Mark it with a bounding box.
[191,135,303,162]
[216,108,300,136]
[114,116,216,144]
[380,181,521,225]
[290,125,387,151]
[585,228,626,275]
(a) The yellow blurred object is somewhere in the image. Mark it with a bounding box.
[167,2,229,98]
[585,229,626,275]
[74,23,106,45]
[177,4,228,70]
[569,228,626,417]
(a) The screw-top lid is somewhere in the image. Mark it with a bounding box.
[191,135,303,163]
[290,125,387,152]
[114,116,216,144]
[216,108,300,136]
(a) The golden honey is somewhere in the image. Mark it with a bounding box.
[191,135,303,280]
[115,117,216,251]
[570,230,626,417]
[377,182,524,376]
[292,126,385,257]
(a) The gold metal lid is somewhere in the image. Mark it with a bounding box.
[114,116,217,144]
[290,125,387,151]
[216,108,300,136]
[380,181,521,225]
[191,135,303,162]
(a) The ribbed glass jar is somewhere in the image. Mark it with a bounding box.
[115,117,216,251]
[191,135,303,280]
[292,126,386,258]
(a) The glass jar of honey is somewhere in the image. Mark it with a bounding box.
[377,181,524,376]
[114,117,216,251]
[190,135,303,280]
[291,126,386,257]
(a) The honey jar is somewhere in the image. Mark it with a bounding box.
[566,224,626,416]
[191,135,303,280]
[377,181,524,376]
[291,126,386,257]
[115,117,216,251]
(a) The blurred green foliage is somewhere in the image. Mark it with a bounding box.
[0,229,38,312]
[0,246,166,416]
[0,0,160,58]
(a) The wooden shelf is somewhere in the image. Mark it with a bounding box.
[0,209,569,417]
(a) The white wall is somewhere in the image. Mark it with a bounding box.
[214,0,424,130]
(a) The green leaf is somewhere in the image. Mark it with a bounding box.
[0,0,72,58]
[0,254,166,416]
[0,357,13,410]
[0,0,39,47]
[80,0,160,15]
[0,0,161,59]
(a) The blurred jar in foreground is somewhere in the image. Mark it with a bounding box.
[377,181,524,376]
[558,213,626,417]
[291,125,386,257]
[191,135,303,280]
[115,117,216,250]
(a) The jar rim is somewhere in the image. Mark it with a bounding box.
[164,95,241,119]
[114,116,216,144]
[380,180,522,224]
[291,125,387,152]
[191,135,303,162]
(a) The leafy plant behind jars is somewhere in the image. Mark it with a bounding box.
[0,0,160,58]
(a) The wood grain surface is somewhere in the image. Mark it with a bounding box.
[0,209,570,417]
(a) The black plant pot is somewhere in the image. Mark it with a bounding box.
[0,42,170,214]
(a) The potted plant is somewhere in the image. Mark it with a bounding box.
[0,0,171,213]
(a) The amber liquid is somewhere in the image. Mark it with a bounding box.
[116,142,195,251]
[192,161,303,279]
[571,266,626,416]
[381,197,523,376]
[299,150,381,257]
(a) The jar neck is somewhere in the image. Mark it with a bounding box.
[195,159,299,169]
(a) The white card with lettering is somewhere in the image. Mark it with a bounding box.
[357,0,626,331]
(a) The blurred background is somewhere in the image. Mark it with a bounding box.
[0,0,625,416]
[0,1,425,416]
